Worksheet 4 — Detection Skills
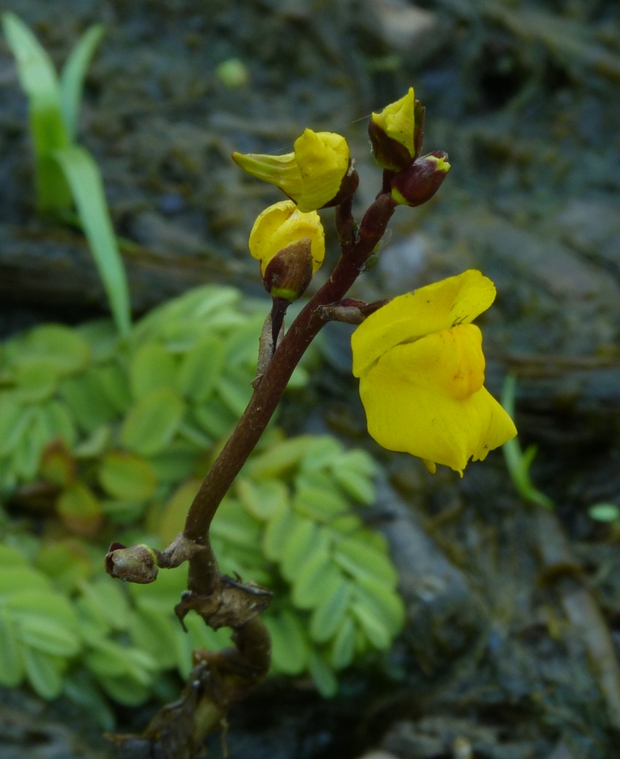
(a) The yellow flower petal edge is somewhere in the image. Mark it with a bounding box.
[249,200,325,275]
[232,129,350,212]
[352,270,496,378]
[351,271,516,474]
[371,87,416,158]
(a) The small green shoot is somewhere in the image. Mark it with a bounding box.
[501,373,554,508]
[588,503,620,522]
[2,13,131,337]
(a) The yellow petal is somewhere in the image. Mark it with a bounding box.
[248,200,325,274]
[351,270,496,378]
[371,87,416,157]
[359,346,516,474]
[293,129,350,212]
[232,150,303,199]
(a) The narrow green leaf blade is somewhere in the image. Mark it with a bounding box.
[59,24,105,139]
[53,145,131,336]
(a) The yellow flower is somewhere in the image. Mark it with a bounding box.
[351,270,517,475]
[233,129,351,212]
[371,86,416,158]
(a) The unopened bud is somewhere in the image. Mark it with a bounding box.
[390,151,450,207]
[263,238,314,301]
[370,87,417,171]
[105,542,159,584]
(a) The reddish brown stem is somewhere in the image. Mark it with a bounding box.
[183,193,397,594]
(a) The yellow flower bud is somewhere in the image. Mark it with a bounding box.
[370,87,424,171]
[351,270,517,475]
[233,129,353,212]
[249,201,325,300]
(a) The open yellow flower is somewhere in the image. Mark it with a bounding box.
[233,129,351,212]
[351,270,517,474]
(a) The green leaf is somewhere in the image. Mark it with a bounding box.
[98,363,132,413]
[36,540,92,592]
[95,673,150,706]
[350,598,391,650]
[73,424,111,458]
[330,615,356,670]
[293,487,349,524]
[333,536,398,588]
[130,343,177,398]
[308,652,338,698]
[23,647,64,699]
[59,24,105,140]
[355,576,405,637]
[309,576,351,644]
[332,466,375,505]
[247,436,314,480]
[42,400,77,448]
[0,397,30,455]
[18,614,81,656]
[80,577,131,632]
[211,498,262,549]
[121,386,185,456]
[216,369,252,418]
[158,479,200,545]
[193,397,237,439]
[177,335,225,402]
[63,672,115,731]
[2,12,71,212]
[129,607,178,670]
[99,450,157,501]
[146,448,197,484]
[237,478,289,521]
[280,518,319,583]
[22,324,91,376]
[0,609,24,686]
[6,589,78,629]
[265,610,309,675]
[77,319,118,363]
[0,544,29,567]
[56,482,103,537]
[53,144,131,336]
[262,501,299,562]
[14,357,60,402]
[291,550,340,611]
[300,436,343,472]
[59,369,118,434]
[0,567,51,596]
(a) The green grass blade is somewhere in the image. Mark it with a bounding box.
[2,12,71,212]
[53,145,132,336]
[59,24,105,140]
[501,374,554,509]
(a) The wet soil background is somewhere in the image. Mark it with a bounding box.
[2,1,620,758]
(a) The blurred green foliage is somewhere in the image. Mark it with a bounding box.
[0,285,404,722]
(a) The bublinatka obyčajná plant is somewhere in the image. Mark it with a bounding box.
[103,87,517,757]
